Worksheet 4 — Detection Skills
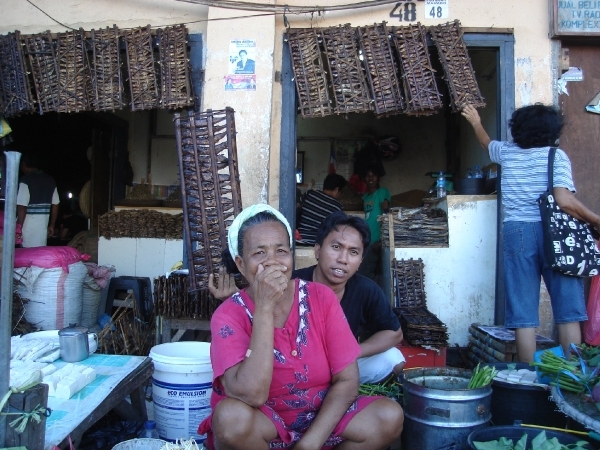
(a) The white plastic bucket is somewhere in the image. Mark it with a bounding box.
[150,342,213,443]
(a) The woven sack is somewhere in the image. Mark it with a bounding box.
[15,261,86,330]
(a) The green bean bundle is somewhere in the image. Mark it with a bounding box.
[468,363,497,389]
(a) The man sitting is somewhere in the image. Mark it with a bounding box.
[210,210,405,384]
[296,173,346,246]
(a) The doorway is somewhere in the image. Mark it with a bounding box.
[280,31,515,324]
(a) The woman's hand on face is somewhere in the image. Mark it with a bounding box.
[252,263,289,309]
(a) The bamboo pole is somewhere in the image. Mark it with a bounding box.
[0,151,21,446]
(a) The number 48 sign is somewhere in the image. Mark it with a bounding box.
[425,0,449,19]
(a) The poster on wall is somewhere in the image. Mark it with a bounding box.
[229,39,256,74]
[224,75,257,91]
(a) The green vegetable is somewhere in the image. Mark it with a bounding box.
[473,430,589,449]
[468,363,498,389]
[359,373,402,401]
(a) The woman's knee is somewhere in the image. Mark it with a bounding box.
[212,398,256,442]
[376,398,404,437]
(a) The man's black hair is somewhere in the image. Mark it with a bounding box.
[314,210,370,252]
[239,49,248,56]
[509,104,564,149]
[222,210,289,274]
[323,173,347,191]
[362,162,385,179]
[21,151,41,169]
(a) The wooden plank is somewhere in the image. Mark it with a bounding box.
[5,383,49,449]
[462,27,514,34]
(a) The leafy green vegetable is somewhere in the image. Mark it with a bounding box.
[468,363,498,389]
[473,430,589,450]
[358,373,402,402]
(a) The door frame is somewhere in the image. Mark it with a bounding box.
[279,32,514,325]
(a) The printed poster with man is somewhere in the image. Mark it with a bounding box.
[224,39,256,91]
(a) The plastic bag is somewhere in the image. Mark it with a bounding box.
[584,275,600,345]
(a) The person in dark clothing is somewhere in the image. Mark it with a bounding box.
[210,210,405,383]
[16,152,59,247]
[296,173,346,245]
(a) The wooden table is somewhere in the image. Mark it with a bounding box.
[159,317,210,343]
[45,355,153,450]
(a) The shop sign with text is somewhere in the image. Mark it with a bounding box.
[551,0,600,37]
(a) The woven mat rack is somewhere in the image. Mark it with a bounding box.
[358,23,406,117]
[89,26,124,112]
[429,20,486,112]
[24,31,60,114]
[392,23,443,116]
[287,28,333,118]
[124,25,159,111]
[55,29,90,113]
[154,273,221,320]
[0,32,34,116]
[392,258,425,309]
[158,24,193,109]
[381,207,449,248]
[175,107,242,296]
[392,257,448,348]
[321,24,373,115]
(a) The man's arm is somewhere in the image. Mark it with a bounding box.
[358,328,403,358]
[48,204,59,237]
[17,205,27,226]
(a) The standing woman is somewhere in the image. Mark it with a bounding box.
[198,204,403,449]
[462,104,600,362]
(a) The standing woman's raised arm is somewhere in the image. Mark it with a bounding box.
[462,104,492,153]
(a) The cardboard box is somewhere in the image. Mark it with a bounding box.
[397,344,447,369]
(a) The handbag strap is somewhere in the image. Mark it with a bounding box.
[546,147,557,192]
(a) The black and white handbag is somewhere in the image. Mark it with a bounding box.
[537,147,600,277]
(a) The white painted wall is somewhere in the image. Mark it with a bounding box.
[0,0,555,208]
[394,195,498,346]
[98,237,183,281]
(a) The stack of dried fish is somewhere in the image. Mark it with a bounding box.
[392,258,448,348]
[381,207,448,247]
[175,108,242,293]
[287,28,333,118]
[392,23,443,116]
[392,258,425,309]
[154,272,221,320]
[158,24,193,109]
[429,20,485,112]
[124,25,159,111]
[321,24,372,115]
[24,31,60,114]
[126,183,156,200]
[0,31,35,117]
[357,23,405,117]
[97,293,155,356]
[89,26,124,112]
[55,29,90,113]
[98,210,183,239]
[395,305,449,348]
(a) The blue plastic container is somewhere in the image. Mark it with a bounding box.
[534,345,564,385]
